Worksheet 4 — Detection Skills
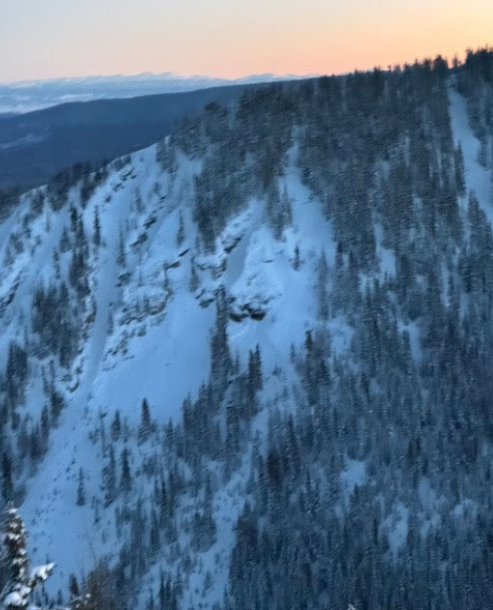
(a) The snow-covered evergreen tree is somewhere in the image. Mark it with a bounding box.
[1,507,54,610]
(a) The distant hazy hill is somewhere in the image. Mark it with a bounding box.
[0,72,307,114]
[0,83,267,191]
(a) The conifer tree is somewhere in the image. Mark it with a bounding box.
[176,212,185,247]
[117,226,126,267]
[76,468,85,506]
[293,243,301,270]
[93,207,101,248]
[139,398,153,442]
[68,574,80,599]
[120,448,132,494]
[102,446,117,506]
[1,507,54,610]
[189,259,199,292]
[316,252,329,320]
[254,344,263,391]
[110,410,121,442]
[210,286,231,395]
[1,453,13,502]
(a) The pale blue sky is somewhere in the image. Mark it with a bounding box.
[1,0,491,82]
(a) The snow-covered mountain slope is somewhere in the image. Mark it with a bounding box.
[0,129,345,600]
[449,87,493,226]
[2,58,493,610]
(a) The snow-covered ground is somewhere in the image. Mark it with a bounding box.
[0,128,345,603]
[0,80,488,609]
[449,87,493,225]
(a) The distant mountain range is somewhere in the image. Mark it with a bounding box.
[0,80,300,192]
[0,72,313,114]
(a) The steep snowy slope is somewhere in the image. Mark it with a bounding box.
[0,127,347,604]
[449,87,493,225]
[3,59,493,610]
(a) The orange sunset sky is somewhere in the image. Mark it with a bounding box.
[1,0,492,82]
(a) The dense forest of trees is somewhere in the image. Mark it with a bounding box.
[1,48,493,610]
